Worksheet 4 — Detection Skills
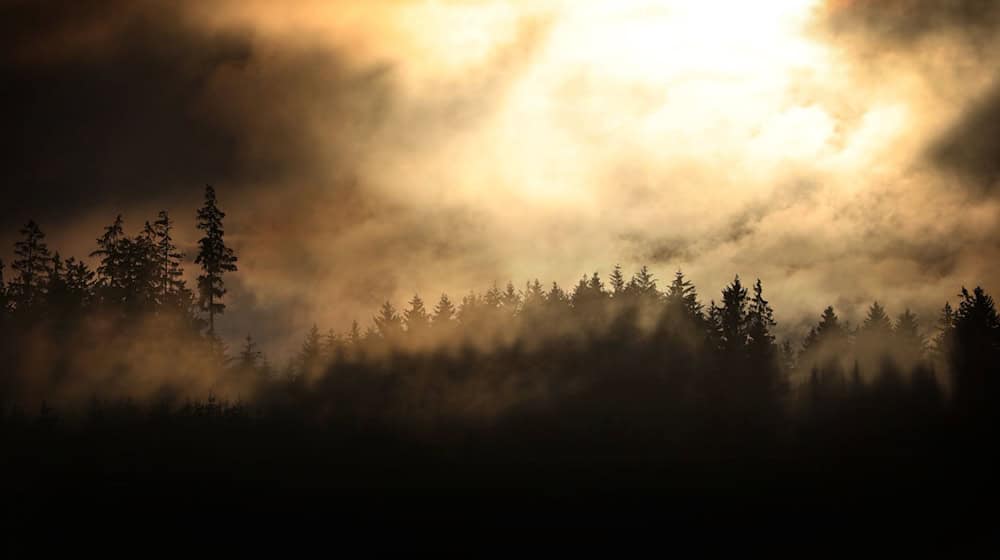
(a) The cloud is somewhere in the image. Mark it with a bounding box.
[3,0,1000,359]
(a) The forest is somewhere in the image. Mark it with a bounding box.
[2,185,999,536]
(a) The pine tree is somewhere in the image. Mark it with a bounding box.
[665,269,703,323]
[63,258,94,309]
[932,302,955,360]
[484,283,504,310]
[125,229,159,311]
[91,215,126,306]
[432,294,456,327]
[546,282,568,309]
[502,281,521,315]
[893,309,924,359]
[951,286,1000,406]
[717,275,749,354]
[195,185,238,334]
[608,264,626,297]
[571,275,591,307]
[521,280,545,314]
[11,220,52,311]
[747,279,776,357]
[457,292,483,325]
[628,265,657,299]
[862,301,893,334]
[816,306,843,338]
[404,294,431,335]
[146,210,188,310]
[374,301,402,340]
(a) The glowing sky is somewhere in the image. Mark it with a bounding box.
[3,0,999,355]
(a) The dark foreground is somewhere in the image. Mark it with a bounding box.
[4,394,998,548]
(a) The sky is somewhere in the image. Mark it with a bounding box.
[3,0,999,357]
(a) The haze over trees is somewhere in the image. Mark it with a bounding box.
[2,187,999,536]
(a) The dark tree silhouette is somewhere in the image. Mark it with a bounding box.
[628,265,657,300]
[146,210,189,310]
[374,301,403,341]
[11,220,52,312]
[716,275,748,355]
[747,279,776,360]
[432,294,456,328]
[665,269,703,325]
[894,308,925,363]
[195,185,238,335]
[950,286,1000,408]
[404,294,431,336]
[298,324,323,378]
[608,264,626,297]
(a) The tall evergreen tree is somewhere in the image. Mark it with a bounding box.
[432,294,457,327]
[717,275,749,354]
[91,215,126,305]
[893,309,925,359]
[951,286,1000,407]
[932,302,955,360]
[862,301,893,334]
[628,265,657,299]
[374,301,403,341]
[546,282,569,309]
[146,210,188,310]
[502,281,522,316]
[521,280,546,314]
[608,264,626,297]
[11,220,52,311]
[665,269,703,324]
[746,279,776,360]
[404,294,431,335]
[195,185,238,334]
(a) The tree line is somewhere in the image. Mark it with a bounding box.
[1,185,998,421]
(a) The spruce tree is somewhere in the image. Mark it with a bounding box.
[91,215,126,306]
[374,301,403,340]
[194,185,238,334]
[893,309,924,359]
[608,264,626,297]
[718,275,749,354]
[628,265,657,299]
[665,269,703,323]
[432,294,456,327]
[404,294,431,335]
[747,279,776,354]
[12,220,52,311]
[146,210,188,310]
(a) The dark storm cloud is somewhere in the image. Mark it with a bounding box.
[817,0,1000,192]
[0,1,249,229]
[823,0,1000,45]
[928,83,1000,191]
[0,0,394,231]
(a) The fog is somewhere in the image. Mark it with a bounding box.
[2,0,999,359]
